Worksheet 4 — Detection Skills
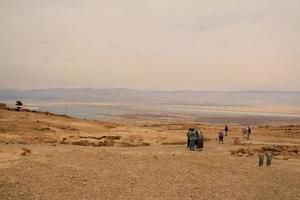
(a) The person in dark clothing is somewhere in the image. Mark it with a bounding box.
[188,130,197,150]
[195,130,199,148]
[224,125,229,136]
[218,130,224,144]
[198,132,204,151]
[187,128,192,148]
[247,126,251,140]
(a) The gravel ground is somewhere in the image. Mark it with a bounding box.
[0,108,300,200]
[0,144,300,200]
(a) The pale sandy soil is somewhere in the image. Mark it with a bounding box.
[0,107,300,200]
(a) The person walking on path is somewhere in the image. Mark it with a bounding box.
[188,130,197,150]
[195,130,199,148]
[247,126,252,140]
[224,125,229,136]
[198,132,204,151]
[187,128,192,148]
[218,130,224,144]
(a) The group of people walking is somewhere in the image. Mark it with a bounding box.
[218,125,252,144]
[242,126,252,140]
[187,125,252,150]
[186,128,204,151]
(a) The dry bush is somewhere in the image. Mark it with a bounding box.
[106,135,121,140]
[100,122,120,129]
[43,139,57,144]
[80,136,106,140]
[0,103,8,109]
[60,126,78,131]
[230,148,254,157]
[17,141,29,145]
[103,139,115,146]
[230,145,300,158]
[0,136,10,144]
[140,142,151,146]
[120,142,138,147]
[34,127,51,132]
[80,135,121,141]
[71,140,90,146]
[260,145,299,156]
[120,141,150,147]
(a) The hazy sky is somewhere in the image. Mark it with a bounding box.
[0,0,299,90]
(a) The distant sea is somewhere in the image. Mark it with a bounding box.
[12,103,300,124]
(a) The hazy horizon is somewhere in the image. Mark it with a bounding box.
[1,88,300,107]
[1,87,300,93]
[1,0,299,90]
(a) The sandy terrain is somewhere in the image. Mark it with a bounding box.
[0,106,300,200]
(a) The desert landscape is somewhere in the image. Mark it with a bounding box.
[0,103,299,200]
[1,0,300,199]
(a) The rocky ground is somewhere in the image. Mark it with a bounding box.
[0,106,300,200]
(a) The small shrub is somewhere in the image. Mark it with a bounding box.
[71,140,89,146]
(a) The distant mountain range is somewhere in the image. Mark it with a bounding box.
[0,88,300,106]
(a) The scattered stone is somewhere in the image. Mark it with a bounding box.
[15,147,31,156]
[230,148,254,157]
[60,137,68,144]
[140,142,150,146]
[231,145,299,158]
[17,141,29,145]
[237,152,244,157]
[274,156,289,160]
[34,127,50,132]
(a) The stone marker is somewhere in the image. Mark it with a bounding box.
[259,154,264,166]
[266,153,272,166]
